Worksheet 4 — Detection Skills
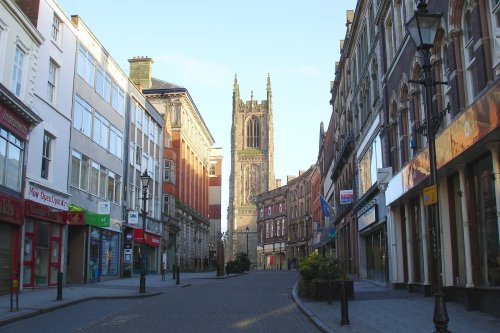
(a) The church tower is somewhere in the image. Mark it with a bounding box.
[227,75,275,264]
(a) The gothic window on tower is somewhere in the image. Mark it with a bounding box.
[246,117,260,148]
[245,164,260,204]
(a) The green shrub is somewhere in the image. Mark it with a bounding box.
[226,252,251,274]
[297,253,349,297]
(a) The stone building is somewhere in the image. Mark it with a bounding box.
[129,57,214,271]
[227,75,275,264]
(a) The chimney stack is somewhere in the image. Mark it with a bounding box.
[128,56,154,89]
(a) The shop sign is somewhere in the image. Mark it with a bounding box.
[128,211,139,224]
[25,200,65,224]
[0,193,24,225]
[66,211,85,225]
[85,211,110,227]
[133,228,161,247]
[98,201,110,215]
[357,205,377,231]
[0,104,29,139]
[340,190,354,204]
[25,182,69,211]
[423,185,438,206]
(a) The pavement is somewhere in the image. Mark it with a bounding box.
[1,271,499,332]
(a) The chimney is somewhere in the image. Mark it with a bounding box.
[128,56,154,89]
[275,179,282,188]
[15,0,41,27]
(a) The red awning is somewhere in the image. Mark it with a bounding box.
[133,229,161,247]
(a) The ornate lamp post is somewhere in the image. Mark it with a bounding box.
[406,1,450,332]
[139,170,151,294]
[245,226,249,257]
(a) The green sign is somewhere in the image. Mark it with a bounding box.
[85,212,110,227]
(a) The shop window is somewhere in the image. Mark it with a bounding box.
[0,127,24,192]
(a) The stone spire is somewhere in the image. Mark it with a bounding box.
[267,73,272,113]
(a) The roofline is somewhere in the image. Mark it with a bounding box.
[143,87,215,143]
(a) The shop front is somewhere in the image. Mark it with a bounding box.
[133,228,160,274]
[0,194,24,295]
[23,182,70,288]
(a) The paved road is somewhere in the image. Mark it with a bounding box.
[0,270,319,333]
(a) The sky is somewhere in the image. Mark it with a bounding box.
[56,0,358,232]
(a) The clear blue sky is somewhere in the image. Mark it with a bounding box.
[56,0,358,232]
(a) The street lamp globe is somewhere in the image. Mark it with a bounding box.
[405,0,442,50]
[140,170,152,189]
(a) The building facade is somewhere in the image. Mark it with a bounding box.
[286,168,315,267]
[255,183,287,270]
[326,0,500,317]
[16,0,75,289]
[129,57,215,271]
[209,147,223,269]
[0,0,43,294]
[227,75,275,264]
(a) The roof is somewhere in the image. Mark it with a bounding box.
[151,78,184,90]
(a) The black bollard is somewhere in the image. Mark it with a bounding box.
[327,279,332,305]
[172,264,176,280]
[56,272,63,301]
[176,265,180,285]
[340,280,350,325]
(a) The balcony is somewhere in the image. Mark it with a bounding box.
[331,131,354,181]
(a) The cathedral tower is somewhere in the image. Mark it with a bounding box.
[227,75,275,264]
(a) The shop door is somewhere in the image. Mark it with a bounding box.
[23,220,62,287]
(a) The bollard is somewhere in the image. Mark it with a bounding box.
[173,264,176,280]
[176,265,180,285]
[340,280,350,325]
[10,272,19,311]
[56,272,63,301]
[327,279,332,305]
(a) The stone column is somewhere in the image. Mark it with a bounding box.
[458,166,474,287]
[404,202,414,284]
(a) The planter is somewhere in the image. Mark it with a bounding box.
[309,279,354,301]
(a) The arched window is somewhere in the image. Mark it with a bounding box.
[246,117,260,148]
[462,7,478,104]
[390,101,400,172]
[411,65,426,151]
[399,86,410,165]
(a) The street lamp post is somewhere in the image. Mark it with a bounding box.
[139,170,151,294]
[245,226,249,257]
[406,2,450,332]
[304,212,311,257]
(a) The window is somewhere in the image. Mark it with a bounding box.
[129,144,135,166]
[70,150,81,187]
[164,159,176,183]
[163,194,175,217]
[267,206,272,216]
[51,15,61,44]
[111,82,119,111]
[209,163,216,176]
[41,132,53,180]
[490,0,500,74]
[385,15,395,65]
[47,60,58,104]
[246,117,260,148]
[90,161,99,195]
[279,203,283,212]
[0,127,24,191]
[80,155,90,192]
[92,112,109,149]
[462,9,478,103]
[74,96,92,137]
[103,72,111,103]
[95,65,105,97]
[117,88,125,116]
[11,46,25,97]
[77,45,95,87]
[109,126,123,159]
[136,104,143,130]
[107,171,115,202]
